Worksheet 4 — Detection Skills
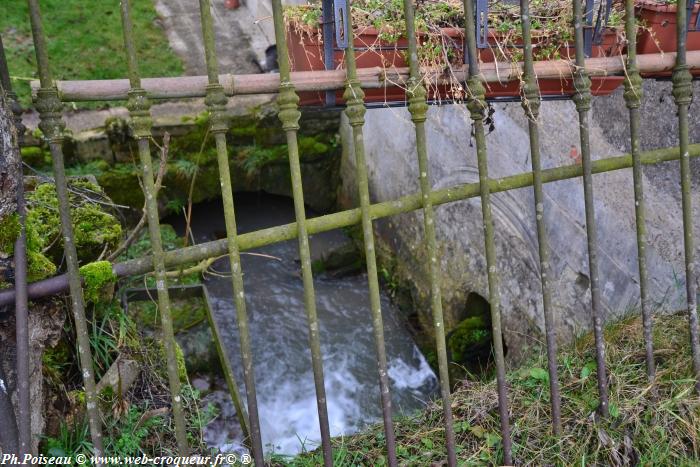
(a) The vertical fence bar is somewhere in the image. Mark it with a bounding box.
[271,1,333,464]
[26,0,105,457]
[572,0,610,417]
[519,0,563,437]
[340,8,398,467]
[119,0,189,453]
[321,0,336,106]
[197,0,265,463]
[672,0,700,392]
[463,0,513,463]
[623,0,655,381]
[401,1,457,465]
[0,34,31,456]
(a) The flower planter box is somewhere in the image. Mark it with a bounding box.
[287,26,624,106]
[636,0,700,54]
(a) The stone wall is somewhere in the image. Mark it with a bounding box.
[338,80,700,363]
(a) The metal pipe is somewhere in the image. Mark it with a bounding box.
[26,0,105,457]
[624,0,655,382]
[672,0,700,393]
[32,52,700,102]
[119,0,189,453]
[272,0,333,464]
[2,143,698,307]
[573,0,610,418]
[197,0,264,463]
[463,0,513,462]
[402,0,457,464]
[519,0,562,437]
[340,6,398,466]
[0,33,31,456]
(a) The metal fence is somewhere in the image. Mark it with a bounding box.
[1,0,699,465]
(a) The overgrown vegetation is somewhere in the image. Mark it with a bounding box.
[1,0,183,107]
[42,299,217,459]
[274,313,700,466]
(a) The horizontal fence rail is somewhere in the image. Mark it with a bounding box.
[2,143,698,306]
[1,0,698,464]
[28,51,700,102]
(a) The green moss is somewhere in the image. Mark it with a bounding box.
[448,316,492,364]
[132,298,207,334]
[0,213,20,255]
[79,261,116,303]
[26,248,57,282]
[26,179,123,263]
[96,163,144,209]
[20,146,52,167]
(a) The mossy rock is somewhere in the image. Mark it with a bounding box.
[26,178,122,264]
[448,316,492,365]
[0,213,20,255]
[79,261,116,303]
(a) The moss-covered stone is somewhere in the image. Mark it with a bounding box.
[36,106,344,215]
[0,212,20,255]
[79,260,116,303]
[26,179,123,264]
[447,316,492,365]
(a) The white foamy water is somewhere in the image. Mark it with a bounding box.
[175,195,439,456]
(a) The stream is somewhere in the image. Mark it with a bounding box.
[169,193,438,455]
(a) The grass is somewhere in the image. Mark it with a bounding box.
[272,312,700,466]
[1,0,183,107]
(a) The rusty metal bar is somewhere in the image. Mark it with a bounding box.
[0,33,31,456]
[3,143,699,308]
[340,7,398,466]
[624,0,655,381]
[119,0,189,453]
[573,0,610,418]
[32,51,700,102]
[26,0,105,458]
[197,0,264,463]
[464,0,513,462]
[673,0,700,393]
[519,0,562,437]
[272,0,333,464]
[402,0,457,465]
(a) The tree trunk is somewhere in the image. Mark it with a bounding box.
[0,91,20,456]
[0,92,19,221]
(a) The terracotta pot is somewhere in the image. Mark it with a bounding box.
[636,0,700,54]
[287,25,624,105]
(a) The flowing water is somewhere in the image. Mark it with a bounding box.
[172,193,438,455]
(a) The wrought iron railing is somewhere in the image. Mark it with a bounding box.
[1,0,699,465]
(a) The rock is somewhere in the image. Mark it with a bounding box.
[339,80,700,363]
[96,356,140,397]
[176,321,221,376]
[191,377,211,393]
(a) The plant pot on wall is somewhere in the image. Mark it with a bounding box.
[636,0,700,54]
[287,24,625,106]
